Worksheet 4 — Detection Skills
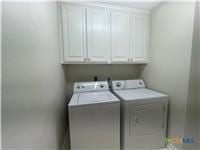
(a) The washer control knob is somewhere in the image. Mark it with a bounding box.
[116,82,121,87]
[77,84,80,89]
[100,83,104,88]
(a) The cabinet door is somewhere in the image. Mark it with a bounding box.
[87,8,110,63]
[61,6,86,62]
[131,14,149,63]
[111,11,130,62]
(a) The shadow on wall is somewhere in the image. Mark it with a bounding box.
[62,64,140,101]
[138,2,196,149]
[183,2,200,150]
[2,2,68,150]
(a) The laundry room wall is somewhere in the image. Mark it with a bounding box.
[2,2,67,150]
[183,2,199,149]
[139,2,195,149]
[198,50,200,148]
[63,64,140,99]
[198,2,200,149]
[0,1,2,149]
[61,64,140,149]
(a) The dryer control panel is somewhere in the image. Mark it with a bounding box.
[112,79,145,90]
[112,80,126,90]
[125,80,145,89]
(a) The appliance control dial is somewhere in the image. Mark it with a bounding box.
[100,83,104,88]
[116,82,121,87]
[77,84,80,89]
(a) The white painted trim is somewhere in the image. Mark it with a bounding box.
[167,143,179,150]
[57,3,64,63]
[61,61,148,64]
[2,0,197,2]
[59,2,150,14]
[0,1,2,150]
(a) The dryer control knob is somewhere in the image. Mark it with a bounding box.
[116,82,121,87]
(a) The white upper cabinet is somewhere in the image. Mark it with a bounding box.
[61,5,86,62]
[111,11,130,62]
[60,3,150,64]
[86,8,110,63]
[130,13,149,63]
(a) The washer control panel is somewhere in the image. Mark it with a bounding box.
[74,81,109,93]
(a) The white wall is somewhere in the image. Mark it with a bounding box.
[2,3,67,150]
[139,2,195,149]
[0,1,2,149]
[198,2,200,149]
[63,64,139,100]
[183,2,199,149]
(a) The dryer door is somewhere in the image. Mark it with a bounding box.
[129,102,164,137]
[124,102,166,149]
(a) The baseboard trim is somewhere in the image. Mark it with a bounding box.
[167,143,179,150]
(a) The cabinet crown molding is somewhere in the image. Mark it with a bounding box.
[58,2,150,14]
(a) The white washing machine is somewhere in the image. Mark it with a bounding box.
[112,79,168,150]
[68,81,120,150]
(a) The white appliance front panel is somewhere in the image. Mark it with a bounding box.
[121,101,167,149]
[69,102,120,150]
[129,103,164,137]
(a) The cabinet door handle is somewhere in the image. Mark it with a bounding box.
[84,58,87,61]
[135,117,139,123]
[134,116,139,127]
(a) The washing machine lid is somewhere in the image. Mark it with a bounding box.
[114,88,167,101]
[69,91,119,107]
